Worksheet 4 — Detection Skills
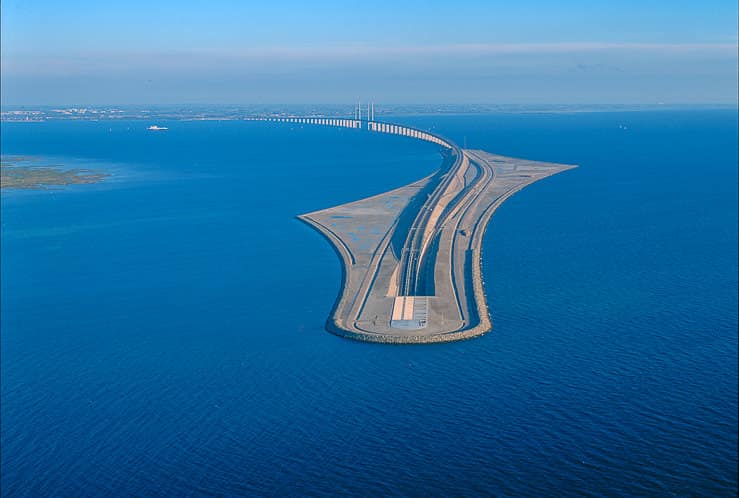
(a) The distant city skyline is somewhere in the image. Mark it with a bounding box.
[2,0,737,105]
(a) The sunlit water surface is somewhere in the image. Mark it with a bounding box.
[1,111,737,496]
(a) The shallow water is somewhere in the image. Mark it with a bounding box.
[1,111,737,496]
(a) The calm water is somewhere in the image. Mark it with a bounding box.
[1,111,737,496]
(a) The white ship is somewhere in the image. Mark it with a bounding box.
[147,125,168,131]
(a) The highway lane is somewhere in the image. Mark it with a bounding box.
[396,142,467,297]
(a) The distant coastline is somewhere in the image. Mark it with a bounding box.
[1,103,736,123]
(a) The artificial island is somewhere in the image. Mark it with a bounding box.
[258,108,577,343]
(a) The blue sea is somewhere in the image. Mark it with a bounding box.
[1,110,737,496]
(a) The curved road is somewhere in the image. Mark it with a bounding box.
[396,142,466,297]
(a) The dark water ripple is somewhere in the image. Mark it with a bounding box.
[2,112,737,496]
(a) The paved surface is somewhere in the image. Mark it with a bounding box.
[299,145,576,344]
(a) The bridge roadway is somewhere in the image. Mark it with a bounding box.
[287,117,576,343]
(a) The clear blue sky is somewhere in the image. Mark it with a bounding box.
[2,0,737,105]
